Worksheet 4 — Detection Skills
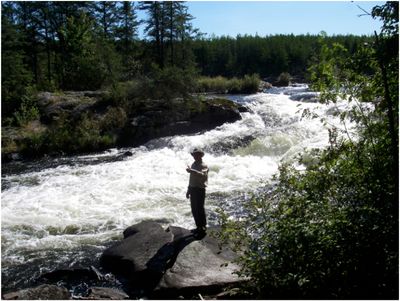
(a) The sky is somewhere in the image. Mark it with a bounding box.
[139,1,386,37]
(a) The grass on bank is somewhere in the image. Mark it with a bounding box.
[196,74,260,94]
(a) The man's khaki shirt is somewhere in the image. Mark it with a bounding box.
[189,161,208,188]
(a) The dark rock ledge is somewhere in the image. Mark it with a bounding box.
[2,221,247,300]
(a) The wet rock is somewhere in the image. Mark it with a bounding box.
[289,92,319,103]
[122,220,167,239]
[39,266,105,283]
[78,287,129,300]
[2,284,70,300]
[259,81,273,92]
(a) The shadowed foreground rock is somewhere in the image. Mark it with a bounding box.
[100,221,174,279]
[100,221,246,298]
[2,221,245,300]
[2,284,70,300]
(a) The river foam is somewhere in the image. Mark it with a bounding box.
[1,85,360,290]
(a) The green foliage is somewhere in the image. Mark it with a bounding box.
[17,110,122,158]
[276,72,291,86]
[196,76,231,94]
[196,74,260,94]
[13,95,40,127]
[217,3,398,299]
[1,12,33,121]
[241,74,261,93]
[219,135,397,298]
[61,13,117,90]
[141,65,198,100]
[99,106,128,133]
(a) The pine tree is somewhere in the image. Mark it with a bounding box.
[90,1,119,40]
[115,1,140,80]
[140,1,167,68]
[115,1,139,54]
[1,2,33,121]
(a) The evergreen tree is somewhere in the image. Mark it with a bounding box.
[115,1,139,54]
[1,3,33,122]
[90,1,119,40]
[60,12,108,90]
[173,2,199,68]
[140,1,166,68]
[115,1,140,80]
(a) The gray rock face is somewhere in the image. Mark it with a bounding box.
[157,230,242,291]
[37,91,105,123]
[2,284,70,300]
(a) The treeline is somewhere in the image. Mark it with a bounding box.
[192,34,370,78]
[2,1,372,123]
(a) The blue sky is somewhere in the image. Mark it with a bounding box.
[138,1,385,37]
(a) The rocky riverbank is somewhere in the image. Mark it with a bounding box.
[2,90,246,163]
[2,221,248,300]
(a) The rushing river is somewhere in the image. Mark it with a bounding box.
[1,85,358,291]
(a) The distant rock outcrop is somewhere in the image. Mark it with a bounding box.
[118,98,244,147]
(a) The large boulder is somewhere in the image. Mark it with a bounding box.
[154,228,244,295]
[100,222,246,298]
[100,221,174,278]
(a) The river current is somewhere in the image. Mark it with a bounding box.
[1,85,358,291]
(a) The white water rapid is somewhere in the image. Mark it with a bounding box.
[1,85,359,290]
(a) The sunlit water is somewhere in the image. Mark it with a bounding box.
[1,85,360,291]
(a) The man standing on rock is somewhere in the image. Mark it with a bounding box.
[186,148,209,238]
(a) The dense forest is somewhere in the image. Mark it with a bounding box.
[2,1,372,123]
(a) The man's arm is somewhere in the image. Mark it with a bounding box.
[187,167,208,176]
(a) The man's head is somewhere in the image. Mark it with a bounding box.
[191,148,204,161]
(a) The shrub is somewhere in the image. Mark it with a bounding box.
[39,112,117,155]
[241,74,261,93]
[196,74,260,94]
[147,65,198,100]
[218,133,397,298]
[12,88,40,127]
[197,76,230,93]
[99,106,127,134]
[275,72,291,86]
[19,132,47,157]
